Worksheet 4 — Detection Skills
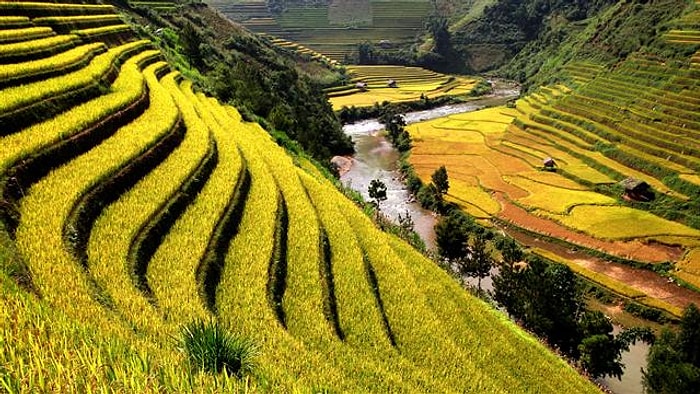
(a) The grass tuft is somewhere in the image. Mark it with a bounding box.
[179,320,259,377]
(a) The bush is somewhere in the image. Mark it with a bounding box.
[179,320,259,376]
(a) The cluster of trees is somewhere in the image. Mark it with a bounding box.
[379,108,412,153]
[434,207,655,379]
[644,304,700,393]
[355,13,466,74]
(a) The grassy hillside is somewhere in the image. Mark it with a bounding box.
[0,1,602,392]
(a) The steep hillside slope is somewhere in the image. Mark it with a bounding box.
[125,1,353,162]
[0,1,602,392]
[206,0,432,61]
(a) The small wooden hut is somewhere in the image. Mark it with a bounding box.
[543,157,557,170]
[355,81,368,91]
[621,178,654,201]
[387,79,397,88]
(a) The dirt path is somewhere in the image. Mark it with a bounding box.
[503,225,700,310]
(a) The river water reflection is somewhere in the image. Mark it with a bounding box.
[338,83,647,394]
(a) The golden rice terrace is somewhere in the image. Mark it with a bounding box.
[0,1,599,392]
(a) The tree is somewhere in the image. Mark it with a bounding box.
[425,14,452,57]
[431,165,449,196]
[368,179,387,208]
[460,233,493,290]
[644,304,700,393]
[358,41,374,64]
[379,109,406,142]
[180,22,202,69]
[434,210,473,262]
[495,237,523,265]
[678,303,700,367]
[578,312,653,379]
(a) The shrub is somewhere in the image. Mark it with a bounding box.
[179,320,259,376]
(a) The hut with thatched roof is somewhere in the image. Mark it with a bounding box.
[621,178,654,201]
[543,157,557,171]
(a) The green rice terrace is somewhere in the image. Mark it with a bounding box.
[0,1,600,392]
[205,0,432,61]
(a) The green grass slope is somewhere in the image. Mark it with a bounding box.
[1,1,599,392]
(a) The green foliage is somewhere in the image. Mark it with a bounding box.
[458,233,493,290]
[431,165,449,195]
[644,305,700,394]
[180,22,202,68]
[179,320,259,376]
[577,312,653,379]
[145,4,353,163]
[368,179,388,208]
[434,210,475,261]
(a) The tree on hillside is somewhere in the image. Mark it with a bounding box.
[368,179,388,209]
[180,22,202,69]
[492,255,655,378]
[644,304,700,393]
[434,210,473,262]
[431,165,449,196]
[426,14,452,58]
[578,312,653,379]
[459,233,493,290]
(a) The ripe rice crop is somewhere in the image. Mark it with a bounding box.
[505,175,617,214]
[546,205,700,240]
[0,48,154,176]
[87,63,196,338]
[329,65,479,109]
[214,110,356,391]
[0,39,148,118]
[514,171,589,190]
[0,34,79,61]
[299,172,394,348]
[0,42,106,87]
[149,82,244,318]
[0,26,54,43]
[13,54,178,336]
[446,179,501,218]
[0,2,115,15]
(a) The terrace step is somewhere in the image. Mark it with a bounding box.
[0,16,32,28]
[13,60,180,331]
[0,39,149,135]
[0,26,54,44]
[0,42,107,90]
[0,2,117,18]
[0,49,157,233]
[32,15,124,34]
[69,63,185,335]
[0,33,79,64]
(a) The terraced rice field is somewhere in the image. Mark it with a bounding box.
[328,65,480,109]
[0,1,601,392]
[265,35,339,67]
[406,16,700,313]
[206,0,432,61]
